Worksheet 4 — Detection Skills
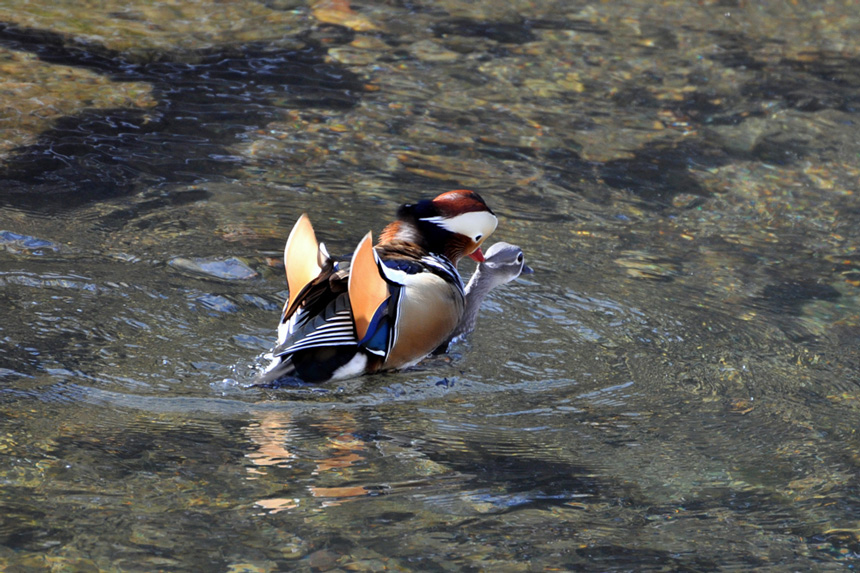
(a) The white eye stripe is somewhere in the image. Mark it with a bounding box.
[421,211,497,240]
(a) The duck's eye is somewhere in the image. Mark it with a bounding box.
[474,234,483,242]
[517,254,523,263]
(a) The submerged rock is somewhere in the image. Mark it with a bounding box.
[0,46,155,159]
[168,256,259,281]
[0,230,60,255]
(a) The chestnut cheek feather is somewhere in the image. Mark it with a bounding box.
[441,234,471,264]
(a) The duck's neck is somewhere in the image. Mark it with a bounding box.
[379,220,420,246]
[453,266,492,338]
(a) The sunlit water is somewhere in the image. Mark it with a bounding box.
[2,0,860,570]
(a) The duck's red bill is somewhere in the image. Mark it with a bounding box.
[468,248,485,262]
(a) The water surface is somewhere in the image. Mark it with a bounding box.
[2,0,860,570]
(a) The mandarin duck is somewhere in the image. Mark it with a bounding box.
[450,242,534,341]
[255,190,497,385]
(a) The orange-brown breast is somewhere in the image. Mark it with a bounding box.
[378,220,404,245]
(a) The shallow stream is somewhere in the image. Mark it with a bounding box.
[2,0,860,570]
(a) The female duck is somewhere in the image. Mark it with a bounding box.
[256,190,497,385]
[452,241,533,341]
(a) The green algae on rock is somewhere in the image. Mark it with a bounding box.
[0,0,307,54]
[0,47,155,159]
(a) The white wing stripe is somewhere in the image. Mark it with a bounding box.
[275,305,357,356]
[280,333,357,355]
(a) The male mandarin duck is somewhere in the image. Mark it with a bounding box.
[255,190,497,385]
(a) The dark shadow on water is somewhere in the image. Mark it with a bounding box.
[0,22,365,212]
[431,16,608,47]
[758,280,841,316]
[1,499,71,552]
[598,139,731,206]
[394,428,825,570]
[574,545,724,571]
[537,139,732,210]
[406,435,636,510]
[541,37,860,209]
[708,31,860,114]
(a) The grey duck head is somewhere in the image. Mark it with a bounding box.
[454,242,534,339]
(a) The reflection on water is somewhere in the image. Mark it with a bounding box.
[2,0,860,570]
[245,409,372,513]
